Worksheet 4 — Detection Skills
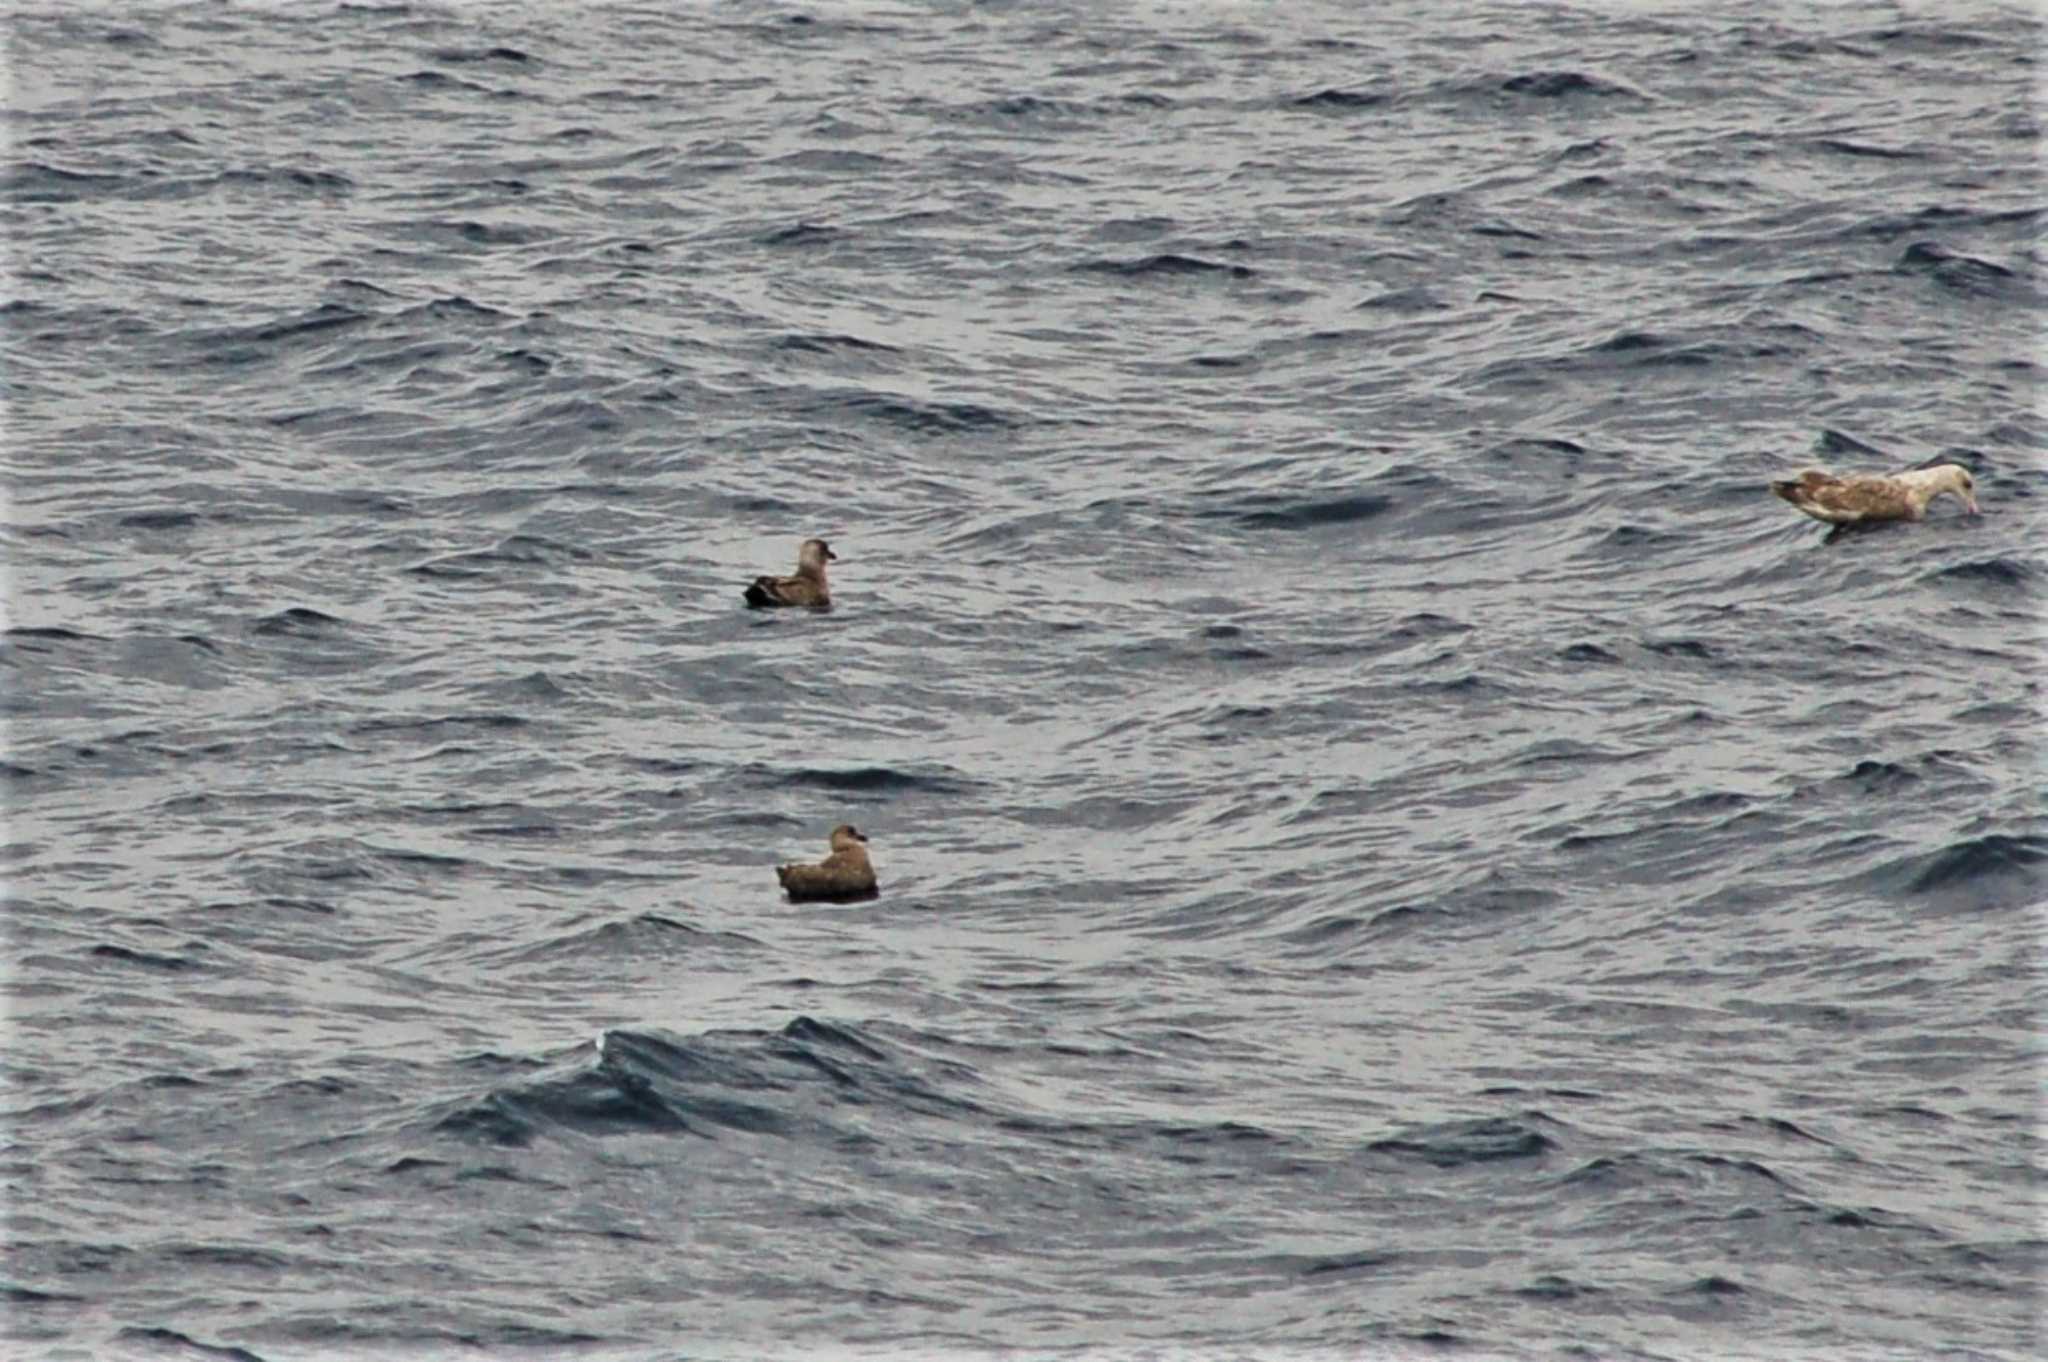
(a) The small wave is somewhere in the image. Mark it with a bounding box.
[1489,436,1588,460]
[1089,214,1176,243]
[215,166,355,195]
[1548,172,1612,198]
[255,1314,607,1352]
[828,390,1017,435]
[1817,1205,1918,1230]
[783,1014,889,1060]
[1074,253,1255,280]
[3,625,99,645]
[1837,759,1922,794]
[1927,557,2035,588]
[1593,328,1670,355]
[775,331,899,354]
[251,606,347,636]
[1860,204,2043,244]
[91,943,204,971]
[165,1243,296,1271]
[238,302,369,345]
[1858,24,1994,52]
[113,1328,265,1362]
[1514,738,1631,769]
[1643,637,1715,660]
[921,93,1156,126]
[1866,1102,1952,1126]
[1407,672,1498,695]
[765,762,977,795]
[1751,1115,1831,1144]
[1560,642,1620,665]
[1688,1152,1786,1185]
[119,509,201,531]
[1180,351,1255,371]
[494,913,761,966]
[1665,790,1751,817]
[1293,88,1389,111]
[773,149,894,174]
[474,670,568,703]
[494,533,595,564]
[1299,1249,1398,1278]
[1354,285,1451,312]
[1813,137,1927,160]
[437,1056,700,1147]
[1747,33,1877,60]
[1555,827,1642,853]
[348,713,527,736]
[1386,612,1471,642]
[1462,328,1778,387]
[468,823,559,840]
[494,347,550,374]
[1473,218,1544,241]
[1895,240,2024,296]
[1498,70,1645,99]
[396,294,507,323]
[401,70,490,92]
[1582,525,1685,558]
[438,1017,980,1150]
[1557,1153,1637,1188]
[1197,490,1393,531]
[1902,833,2047,896]
[1896,241,2013,277]
[431,45,532,64]
[1277,910,1379,948]
[1815,427,1885,457]
[1192,633,1272,665]
[1446,875,1560,918]
[984,95,1066,118]
[762,221,840,247]
[410,534,595,577]
[437,219,550,247]
[5,1281,83,1303]
[0,160,131,203]
[1365,1114,1558,1167]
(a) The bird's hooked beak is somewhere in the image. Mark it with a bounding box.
[825,545,839,561]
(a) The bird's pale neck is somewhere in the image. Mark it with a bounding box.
[1899,465,1972,513]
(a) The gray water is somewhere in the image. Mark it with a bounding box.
[4,2,2044,1359]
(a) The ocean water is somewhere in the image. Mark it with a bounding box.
[3,1,2044,1358]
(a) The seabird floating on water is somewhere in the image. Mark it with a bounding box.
[744,537,836,608]
[775,824,878,902]
[1769,463,1979,526]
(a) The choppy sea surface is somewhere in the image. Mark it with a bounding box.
[4,2,2045,1359]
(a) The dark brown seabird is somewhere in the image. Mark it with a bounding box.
[744,537,836,608]
[776,824,878,902]
[1769,463,1979,526]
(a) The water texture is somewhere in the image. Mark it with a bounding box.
[3,1,2044,1358]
